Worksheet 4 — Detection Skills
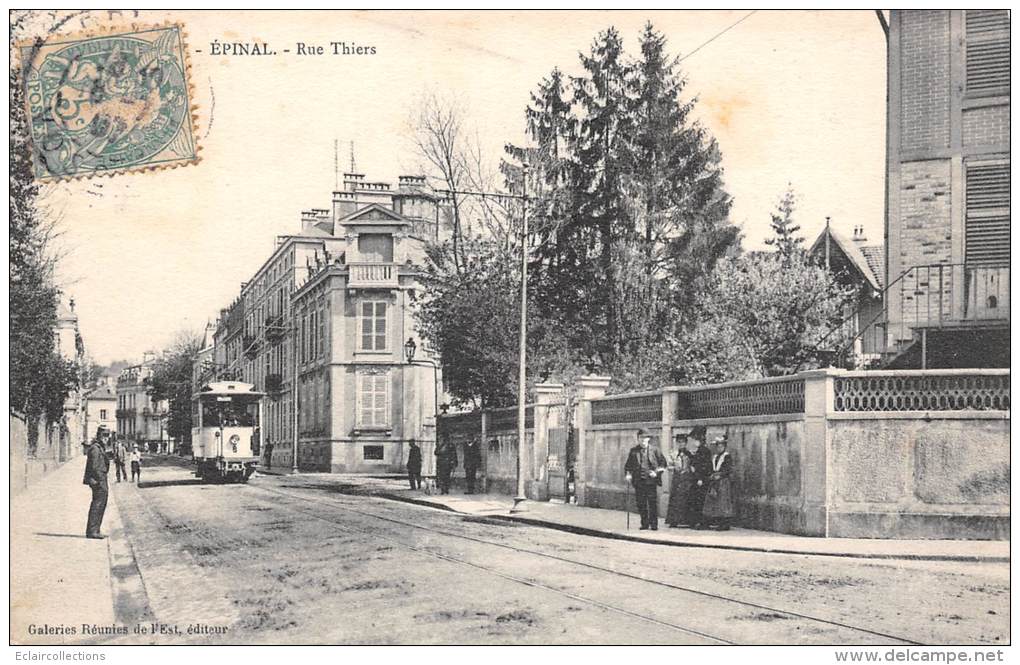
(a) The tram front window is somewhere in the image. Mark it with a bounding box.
[202,400,256,428]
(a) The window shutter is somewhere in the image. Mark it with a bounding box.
[965,162,1010,266]
[965,10,1010,98]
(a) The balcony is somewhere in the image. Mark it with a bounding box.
[265,316,287,343]
[265,373,284,396]
[242,334,260,359]
[115,408,135,421]
[347,262,399,290]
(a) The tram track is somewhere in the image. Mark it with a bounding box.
[247,482,924,646]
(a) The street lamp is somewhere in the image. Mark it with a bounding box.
[404,337,440,473]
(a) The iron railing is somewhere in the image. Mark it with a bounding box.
[832,263,1009,369]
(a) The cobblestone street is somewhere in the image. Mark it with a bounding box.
[100,457,1009,645]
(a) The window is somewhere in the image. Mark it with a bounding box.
[317,304,326,358]
[965,161,1009,266]
[965,10,1009,98]
[363,445,385,461]
[100,409,107,420]
[360,301,387,351]
[356,370,389,428]
[357,233,394,262]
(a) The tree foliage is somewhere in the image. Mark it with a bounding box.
[688,253,854,378]
[10,62,78,429]
[414,237,581,408]
[147,332,202,445]
[416,24,848,404]
[764,185,803,261]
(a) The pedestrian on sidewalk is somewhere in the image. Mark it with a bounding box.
[703,436,736,531]
[82,433,110,539]
[665,433,695,528]
[112,436,128,483]
[685,425,712,529]
[265,441,274,470]
[406,438,423,490]
[624,428,667,531]
[129,444,142,483]
[463,437,481,494]
[435,437,457,495]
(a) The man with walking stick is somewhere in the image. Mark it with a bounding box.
[624,428,668,530]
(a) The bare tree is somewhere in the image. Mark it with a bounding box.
[408,92,471,271]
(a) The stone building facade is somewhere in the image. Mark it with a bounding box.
[116,355,171,451]
[202,173,450,472]
[884,10,1009,367]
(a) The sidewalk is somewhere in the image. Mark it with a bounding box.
[372,485,1010,563]
[10,457,126,644]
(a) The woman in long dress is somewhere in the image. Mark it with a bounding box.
[703,436,736,530]
[665,434,695,527]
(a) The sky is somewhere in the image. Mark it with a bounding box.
[22,10,888,364]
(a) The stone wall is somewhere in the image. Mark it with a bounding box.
[10,412,75,496]
[827,414,1009,539]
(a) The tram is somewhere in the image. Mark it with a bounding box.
[191,381,264,483]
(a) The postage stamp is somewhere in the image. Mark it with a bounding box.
[18,24,199,182]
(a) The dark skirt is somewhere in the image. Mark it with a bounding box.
[665,470,696,525]
[703,476,735,519]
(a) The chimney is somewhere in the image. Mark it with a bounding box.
[852,225,868,244]
[343,172,365,192]
[333,190,357,223]
[398,175,427,189]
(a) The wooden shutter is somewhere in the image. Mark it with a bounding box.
[965,10,1009,98]
[965,162,1010,266]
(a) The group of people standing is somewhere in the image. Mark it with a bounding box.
[625,425,735,531]
[406,436,482,495]
[665,425,735,530]
[82,430,144,539]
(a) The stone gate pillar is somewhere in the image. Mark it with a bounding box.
[531,382,565,501]
[573,374,610,506]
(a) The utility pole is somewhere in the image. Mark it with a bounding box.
[292,323,299,473]
[511,164,530,512]
[434,161,533,513]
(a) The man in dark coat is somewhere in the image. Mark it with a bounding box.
[624,428,668,530]
[435,437,457,495]
[112,436,128,483]
[82,432,111,539]
[406,438,423,490]
[685,425,714,529]
[463,437,482,494]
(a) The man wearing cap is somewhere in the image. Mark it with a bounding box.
[624,428,668,530]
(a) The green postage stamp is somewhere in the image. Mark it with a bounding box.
[19,24,199,181]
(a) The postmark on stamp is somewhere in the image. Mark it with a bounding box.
[18,24,199,182]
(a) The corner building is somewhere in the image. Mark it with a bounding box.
[211,173,449,473]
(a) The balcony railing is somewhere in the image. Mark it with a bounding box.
[242,334,260,359]
[832,263,1009,368]
[347,262,399,289]
[265,373,284,395]
[265,316,286,343]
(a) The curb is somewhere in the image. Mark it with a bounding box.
[104,486,155,633]
[375,492,1010,563]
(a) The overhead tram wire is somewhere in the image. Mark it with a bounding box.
[678,10,758,63]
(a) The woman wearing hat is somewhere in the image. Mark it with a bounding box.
[703,435,736,530]
[665,431,696,527]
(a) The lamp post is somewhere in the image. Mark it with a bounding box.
[404,338,440,475]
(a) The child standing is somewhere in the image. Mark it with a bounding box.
[129,445,142,483]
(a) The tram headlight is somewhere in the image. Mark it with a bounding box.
[229,434,240,452]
